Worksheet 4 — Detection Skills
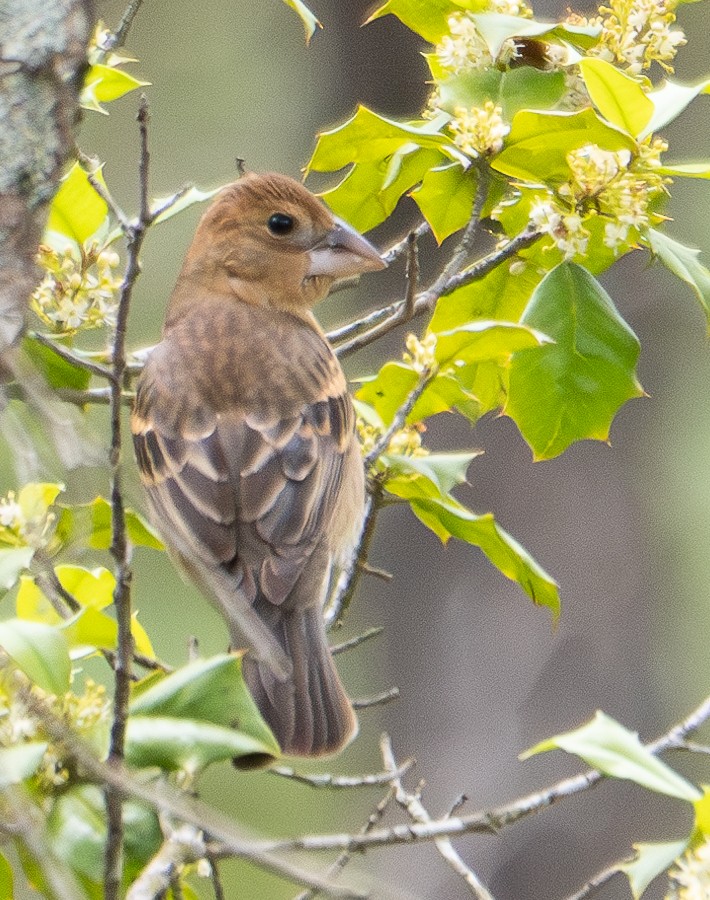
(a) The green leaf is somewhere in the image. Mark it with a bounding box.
[151,185,223,226]
[365,0,464,42]
[56,497,164,551]
[621,840,690,899]
[125,716,277,770]
[0,548,34,591]
[411,164,478,242]
[46,162,109,246]
[0,853,13,899]
[434,320,551,366]
[48,785,161,884]
[129,654,279,757]
[522,710,701,801]
[430,254,545,332]
[0,743,49,787]
[642,78,710,138]
[81,64,149,113]
[282,0,322,43]
[383,451,480,496]
[308,106,463,174]
[18,483,63,523]
[0,619,71,694]
[393,492,560,614]
[320,148,443,233]
[578,58,653,137]
[492,108,636,186]
[505,262,643,460]
[356,362,419,426]
[657,162,710,178]
[22,336,92,393]
[645,229,710,326]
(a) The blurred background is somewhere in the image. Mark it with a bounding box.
[10,0,710,896]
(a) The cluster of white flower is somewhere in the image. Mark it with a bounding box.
[436,13,494,74]
[529,200,590,259]
[32,244,122,334]
[0,492,25,535]
[403,332,438,373]
[449,102,509,158]
[592,0,685,73]
[666,838,710,899]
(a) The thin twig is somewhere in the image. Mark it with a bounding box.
[107,0,146,51]
[324,489,382,628]
[293,787,397,900]
[77,150,133,234]
[270,758,414,789]
[104,96,151,900]
[381,734,497,900]
[404,231,419,318]
[241,692,710,856]
[53,386,132,406]
[207,850,227,900]
[330,626,384,656]
[28,331,116,382]
[561,861,627,900]
[331,226,541,359]
[352,687,400,710]
[363,365,435,469]
[382,220,430,265]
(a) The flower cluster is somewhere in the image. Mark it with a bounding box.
[31,244,122,334]
[526,140,668,257]
[0,670,109,790]
[0,488,56,550]
[436,13,494,75]
[591,0,686,73]
[449,102,509,159]
[666,838,710,899]
[402,333,437,373]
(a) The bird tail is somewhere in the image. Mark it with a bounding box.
[241,605,357,758]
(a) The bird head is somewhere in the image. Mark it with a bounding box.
[178,172,386,313]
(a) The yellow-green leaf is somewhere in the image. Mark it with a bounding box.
[81,63,149,113]
[46,162,109,245]
[621,840,690,900]
[282,0,322,43]
[523,710,702,801]
[579,58,653,137]
[0,619,71,694]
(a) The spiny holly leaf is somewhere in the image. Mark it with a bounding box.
[505,262,643,460]
[320,147,443,232]
[151,185,224,226]
[129,654,279,763]
[81,64,149,113]
[365,0,465,42]
[55,497,164,551]
[382,451,480,496]
[523,710,701,801]
[282,0,322,43]
[492,108,636,186]
[621,840,690,900]
[46,162,109,246]
[579,58,654,136]
[434,320,551,366]
[646,229,710,328]
[386,485,559,615]
[411,164,478,242]
[642,78,710,138]
[437,66,567,122]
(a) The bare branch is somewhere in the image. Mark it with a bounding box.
[104,95,152,900]
[352,687,400,710]
[561,861,627,900]
[381,734,497,900]
[270,758,414,789]
[330,626,384,656]
[126,824,206,900]
[106,0,146,51]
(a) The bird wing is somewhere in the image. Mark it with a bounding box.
[131,334,356,666]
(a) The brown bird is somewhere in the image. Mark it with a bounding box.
[131,172,385,757]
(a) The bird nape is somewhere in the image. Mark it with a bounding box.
[131,172,386,757]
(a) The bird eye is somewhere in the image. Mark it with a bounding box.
[267,212,295,236]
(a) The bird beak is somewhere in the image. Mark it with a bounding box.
[307,218,387,279]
